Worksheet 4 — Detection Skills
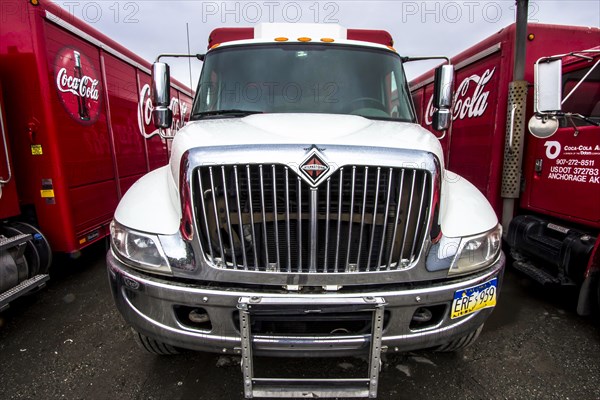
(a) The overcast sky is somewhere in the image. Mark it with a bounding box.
[51,0,599,89]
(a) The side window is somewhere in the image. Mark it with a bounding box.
[560,64,600,126]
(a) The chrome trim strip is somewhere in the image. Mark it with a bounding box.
[400,170,417,266]
[259,165,269,268]
[334,168,344,273]
[324,178,331,272]
[377,169,394,270]
[246,166,259,269]
[410,173,428,259]
[409,43,502,92]
[44,11,192,95]
[233,166,248,269]
[196,170,214,262]
[221,166,236,268]
[345,166,357,271]
[309,189,318,273]
[285,167,292,272]
[387,170,405,269]
[356,167,369,271]
[272,165,281,271]
[366,167,381,271]
[297,176,303,271]
[208,167,225,263]
[114,252,503,298]
[455,43,502,71]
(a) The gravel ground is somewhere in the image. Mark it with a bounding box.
[1,242,599,400]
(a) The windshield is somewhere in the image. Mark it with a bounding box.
[192,44,415,122]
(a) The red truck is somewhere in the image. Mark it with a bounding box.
[410,23,600,315]
[0,0,192,310]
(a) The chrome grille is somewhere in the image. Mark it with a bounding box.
[193,164,431,273]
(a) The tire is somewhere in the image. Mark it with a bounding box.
[435,324,484,352]
[132,329,180,355]
[597,279,600,317]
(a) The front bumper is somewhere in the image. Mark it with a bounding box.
[107,251,505,356]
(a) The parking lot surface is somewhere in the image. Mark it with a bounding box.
[1,243,599,400]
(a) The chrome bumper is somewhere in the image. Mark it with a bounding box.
[107,251,505,356]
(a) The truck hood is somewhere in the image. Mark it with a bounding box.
[170,113,444,179]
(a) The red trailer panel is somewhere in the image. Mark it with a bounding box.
[0,83,20,220]
[410,23,600,222]
[410,23,600,315]
[0,0,192,308]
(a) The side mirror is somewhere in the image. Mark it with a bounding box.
[151,62,173,129]
[432,64,454,131]
[432,109,451,133]
[534,59,562,114]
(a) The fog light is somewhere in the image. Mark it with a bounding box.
[412,307,433,323]
[410,304,446,330]
[189,309,210,324]
[174,306,213,331]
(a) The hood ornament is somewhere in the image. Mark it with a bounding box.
[299,147,329,184]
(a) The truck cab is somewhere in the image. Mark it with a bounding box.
[107,23,504,398]
[512,46,600,314]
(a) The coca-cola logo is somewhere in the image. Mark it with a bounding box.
[137,83,189,138]
[424,67,496,126]
[54,47,102,124]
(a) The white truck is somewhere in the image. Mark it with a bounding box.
[107,23,504,398]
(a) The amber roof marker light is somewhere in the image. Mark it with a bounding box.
[320,38,335,43]
[274,37,289,42]
[298,37,312,42]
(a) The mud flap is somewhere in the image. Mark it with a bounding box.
[577,272,599,316]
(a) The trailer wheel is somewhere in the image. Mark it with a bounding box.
[435,324,484,352]
[133,329,180,355]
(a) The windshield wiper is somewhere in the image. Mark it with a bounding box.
[191,109,264,119]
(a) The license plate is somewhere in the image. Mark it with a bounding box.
[451,278,498,319]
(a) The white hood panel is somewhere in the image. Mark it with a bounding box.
[171,114,444,179]
[117,113,498,240]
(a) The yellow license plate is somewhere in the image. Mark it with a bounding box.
[451,278,498,319]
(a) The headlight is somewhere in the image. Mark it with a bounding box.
[110,221,172,275]
[448,225,502,276]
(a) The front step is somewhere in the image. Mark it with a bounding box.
[0,274,50,311]
[250,379,372,398]
[0,233,32,252]
[238,296,386,398]
[513,260,562,287]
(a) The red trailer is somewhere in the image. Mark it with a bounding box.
[0,0,192,309]
[410,23,600,315]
